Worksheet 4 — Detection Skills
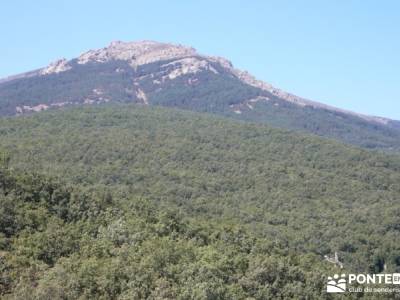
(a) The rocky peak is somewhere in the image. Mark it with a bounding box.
[77,40,198,67]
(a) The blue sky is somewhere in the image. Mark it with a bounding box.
[1,0,399,119]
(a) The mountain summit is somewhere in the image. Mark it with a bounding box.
[1,40,399,150]
[77,40,197,66]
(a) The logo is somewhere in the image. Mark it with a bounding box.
[327,274,346,293]
[326,273,400,294]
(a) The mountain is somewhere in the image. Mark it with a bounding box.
[1,104,400,298]
[0,41,400,151]
[1,40,399,151]
[0,41,400,150]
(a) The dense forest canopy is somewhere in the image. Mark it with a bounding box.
[1,104,400,299]
[0,157,336,299]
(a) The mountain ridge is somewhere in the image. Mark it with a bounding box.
[1,40,400,151]
[1,40,395,125]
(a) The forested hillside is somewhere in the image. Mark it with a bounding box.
[0,157,335,299]
[0,104,399,298]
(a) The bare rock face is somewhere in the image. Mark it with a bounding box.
[207,56,233,69]
[40,58,71,75]
[77,40,198,67]
[161,57,218,80]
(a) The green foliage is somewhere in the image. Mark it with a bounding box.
[1,105,400,298]
[0,167,334,299]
